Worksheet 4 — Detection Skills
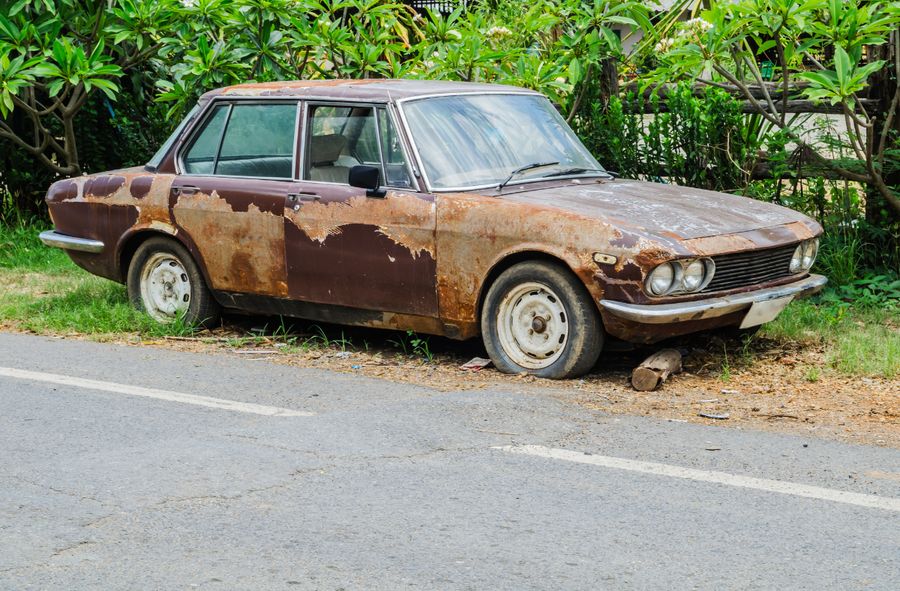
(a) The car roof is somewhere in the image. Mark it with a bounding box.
[201,79,540,102]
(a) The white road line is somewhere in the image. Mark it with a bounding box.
[496,445,900,513]
[0,367,312,417]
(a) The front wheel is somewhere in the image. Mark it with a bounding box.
[127,237,220,328]
[481,261,603,379]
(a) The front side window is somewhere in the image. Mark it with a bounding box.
[304,104,412,188]
[182,102,298,179]
[402,94,603,190]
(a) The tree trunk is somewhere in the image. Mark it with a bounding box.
[866,31,900,224]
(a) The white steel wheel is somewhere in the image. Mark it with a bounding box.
[496,281,569,369]
[481,261,604,379]
[139,253,192,322]
[127,237,220,328]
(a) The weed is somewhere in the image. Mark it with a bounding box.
[409,331,434,363]
[335,330,353,353]
[388,332,410,355]
[387,330,434,362]
[816,232,863,285]
[719,342,732,382]
[805,366,821,383]
[303,325,331,349]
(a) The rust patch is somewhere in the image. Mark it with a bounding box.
[56,172,174,228]
[219,79,380,96]
[634,248,676,268]
[685,233,758,255]
[433,192,675,334]
[601,308,748,344]
[173,191,288,297]
[285,192,435,259]
[46,172,177,284]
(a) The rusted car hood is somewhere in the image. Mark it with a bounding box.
[499,179,811,240]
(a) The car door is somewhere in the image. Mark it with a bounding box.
[171,100,303,298]
[283,102,438,317]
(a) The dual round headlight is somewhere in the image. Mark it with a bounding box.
[646,258,715,296]
[789,238,818,273]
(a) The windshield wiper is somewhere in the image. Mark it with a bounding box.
[539,167,613,179]
[498,161,559,190]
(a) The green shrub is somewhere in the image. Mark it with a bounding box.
[572,84,762,192]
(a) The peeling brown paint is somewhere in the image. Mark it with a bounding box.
[173,190,288,297]
[54,172,173,228]
[130,176,154,199]
[284,192,435,258]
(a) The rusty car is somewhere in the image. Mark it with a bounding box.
[40,79,826,378]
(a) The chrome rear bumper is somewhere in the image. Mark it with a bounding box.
[38,230,105,254]
[599,274,827,324]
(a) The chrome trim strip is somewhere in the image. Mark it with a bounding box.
[39,231,105,254]
[385,103,421,192]
[600,274,828,324]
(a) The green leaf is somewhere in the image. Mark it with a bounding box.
[46,78,64,97]
[0,89,13,116]
[568,57,582,85]
[8,0,29,17]
[833,45,850,88]
[605,16,637,27]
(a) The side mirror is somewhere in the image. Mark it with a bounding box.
[349,165,386,198]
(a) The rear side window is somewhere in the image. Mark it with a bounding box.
[182,105,228,175]
[182,102,298,178]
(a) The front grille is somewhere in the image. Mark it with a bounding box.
[704,244,798,293]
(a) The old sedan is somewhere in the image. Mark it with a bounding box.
[40,80,825,378]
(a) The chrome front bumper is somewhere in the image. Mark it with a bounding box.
[599,274,827,324]
[39,230,105,254]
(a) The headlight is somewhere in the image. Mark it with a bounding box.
[645,258,714,296]
[647,262,677,295]
[800,238,818,270]
[790,239,818,273]
[789,244,803,273]
[682,259,706,292]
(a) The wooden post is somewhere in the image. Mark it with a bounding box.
[631,348,683,392]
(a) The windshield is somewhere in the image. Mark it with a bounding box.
[402,94,603,190]
[146,104,200,170]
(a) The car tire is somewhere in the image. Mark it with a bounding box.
[127,237,220,328]
[481,261,603,379]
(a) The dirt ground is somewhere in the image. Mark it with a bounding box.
[15,315,895,449]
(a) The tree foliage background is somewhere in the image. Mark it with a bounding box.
[1,0,898,279]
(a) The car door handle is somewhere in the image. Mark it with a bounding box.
[172,185,199,197]
[287,192,320,204]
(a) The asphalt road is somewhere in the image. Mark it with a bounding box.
[1,332,898,590]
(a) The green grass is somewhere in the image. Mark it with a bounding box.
[762,298,900,379]
[0,223,70,271]
[0,223,193,338]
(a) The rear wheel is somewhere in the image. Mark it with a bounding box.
[127,237,219,328]
[481,261,603,379]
